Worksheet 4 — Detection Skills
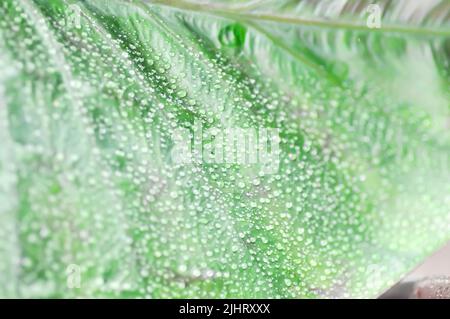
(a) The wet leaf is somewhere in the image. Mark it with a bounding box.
[0,0,449,298]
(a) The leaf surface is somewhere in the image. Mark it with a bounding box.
[0,0,449,298]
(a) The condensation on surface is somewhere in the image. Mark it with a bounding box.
[0,0,449,298]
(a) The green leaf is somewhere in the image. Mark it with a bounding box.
[0,0,449,298]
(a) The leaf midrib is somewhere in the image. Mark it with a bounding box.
[146,0,450,37]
